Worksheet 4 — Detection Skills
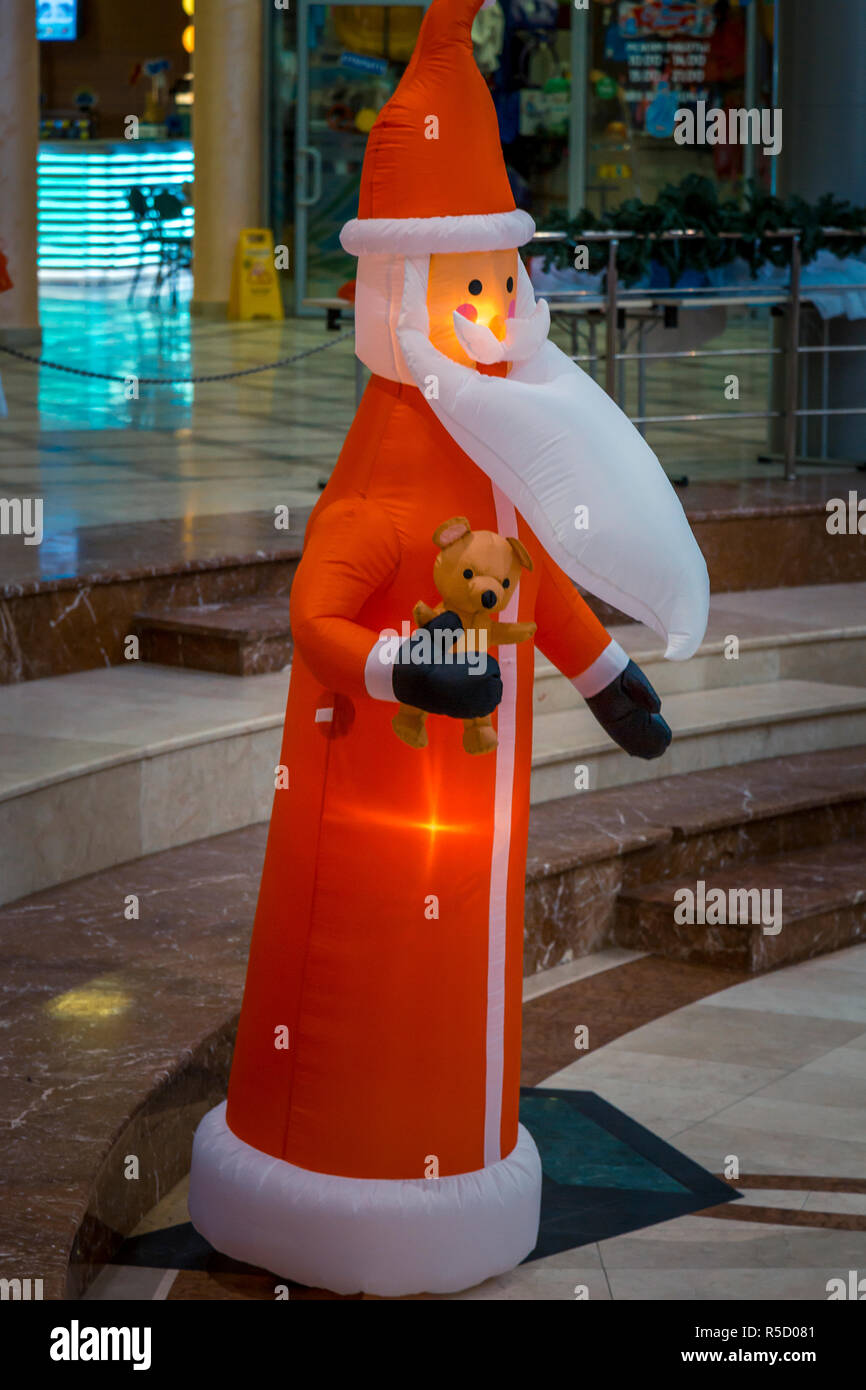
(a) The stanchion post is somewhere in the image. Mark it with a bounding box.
[784,234,802,480]
[605,236,618,402]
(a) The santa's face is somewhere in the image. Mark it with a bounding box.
[396,254,710,660]
[427,249,519,366]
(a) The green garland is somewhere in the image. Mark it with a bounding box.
[542,175,866,285]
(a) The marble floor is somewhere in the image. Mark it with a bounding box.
[84,944,866,1301]
[0,284,837,542]
[0,289,351,532]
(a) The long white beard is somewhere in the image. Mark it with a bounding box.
[396,257,709,660]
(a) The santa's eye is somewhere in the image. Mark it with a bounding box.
[463,568,474,579]
[468,279,482,295]
[506,276,514,292]
[502,578,510,588]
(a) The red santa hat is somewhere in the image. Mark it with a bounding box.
[340,0,535,257]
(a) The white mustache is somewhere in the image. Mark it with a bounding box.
[396,257,709,661]
[452,298,551,365]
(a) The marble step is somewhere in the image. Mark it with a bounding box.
[3,474,863,686]
[0,663,291,907]
[614,838,866,973]
[0,508,310,686]
[2,659,866,906]
[131,580,866,684]
[524,745,866,972]
[135,580,866,684]
[134,597,293,676]
[535,631,866,712]
[530,678,866,803]
[535,581,866,714]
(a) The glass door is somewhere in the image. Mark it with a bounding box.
[293,0,428,314]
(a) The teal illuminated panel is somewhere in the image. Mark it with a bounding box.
[37,140,194,279]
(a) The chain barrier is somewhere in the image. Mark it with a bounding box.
[0,329,355,385]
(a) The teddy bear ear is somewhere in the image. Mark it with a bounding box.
[432,516,472,549]
[507,537,533,571]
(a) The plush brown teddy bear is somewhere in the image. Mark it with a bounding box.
[392,516,536,755]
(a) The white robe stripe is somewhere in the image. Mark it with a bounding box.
[485,487,519,1166]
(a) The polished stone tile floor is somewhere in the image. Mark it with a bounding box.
[84,945,866,1301]
[0,285,827,542]
[0,288,356,531]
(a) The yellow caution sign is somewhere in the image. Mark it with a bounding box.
[228,228,284,321]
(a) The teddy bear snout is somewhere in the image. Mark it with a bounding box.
[481,589,498,610]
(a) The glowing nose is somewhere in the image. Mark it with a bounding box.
[487,314,506,341]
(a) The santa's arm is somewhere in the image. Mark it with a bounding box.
[291,499,503,718]
[534,550,672,760]
[533,549,626,691]
[290,497,403,698]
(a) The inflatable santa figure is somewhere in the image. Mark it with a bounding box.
[189,0,708,1296]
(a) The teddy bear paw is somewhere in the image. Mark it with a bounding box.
[392,713,428,749]
[463,724,498,755]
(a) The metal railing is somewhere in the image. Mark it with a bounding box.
[531,227,866,480]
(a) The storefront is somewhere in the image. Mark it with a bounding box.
[265,0,777,310]
[36,0,194,280]
[31,1,777,297]
[584,0,777,212]
[37,141,193,279]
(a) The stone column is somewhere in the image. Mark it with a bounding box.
[778,0,866,460]
[0,4,41,345]
[192,0,264,315]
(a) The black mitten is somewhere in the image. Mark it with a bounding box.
[585,659,672,760]
[391,612,503,719]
